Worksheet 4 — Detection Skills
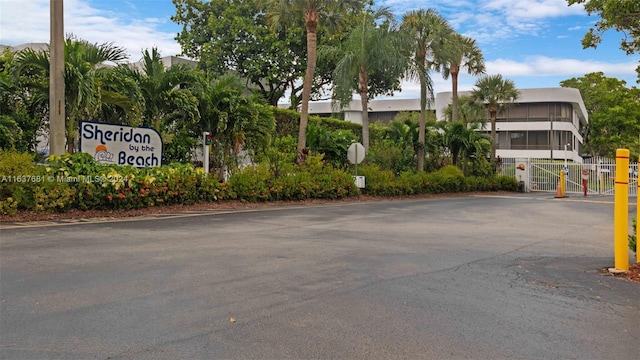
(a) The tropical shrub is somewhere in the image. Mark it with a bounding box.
[357,163,517,196]
[0,150,40,215]
[273,107,362,142]
[306,123,357,168]
[358,164,401,196]
[367,139,416,175]
[228,154,359,202]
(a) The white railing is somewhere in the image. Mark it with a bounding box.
[498,157,638,196]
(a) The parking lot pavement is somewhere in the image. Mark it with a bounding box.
[1,195,638,359]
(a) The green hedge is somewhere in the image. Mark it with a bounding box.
[0,151,228,214]
[0,151,360,215]
[1,150,518,217]
[273,107,362,141]
[358,165,518,196]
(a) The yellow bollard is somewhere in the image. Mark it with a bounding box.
[614,149,630,271]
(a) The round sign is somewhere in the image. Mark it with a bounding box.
[581,169,589,180]
[347,142,365,164]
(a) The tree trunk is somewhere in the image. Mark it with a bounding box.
[451,66,459,122]
[298,11,318,165]
[417,68,427,172]
[359,67,369,151]
[490,109,497,168]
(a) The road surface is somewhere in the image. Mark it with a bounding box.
[1,194,638,359]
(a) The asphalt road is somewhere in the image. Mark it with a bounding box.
[1,194,638,359]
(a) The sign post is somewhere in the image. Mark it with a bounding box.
[347,142,366,188]
[203,132,211,176]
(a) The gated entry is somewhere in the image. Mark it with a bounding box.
[499,157,638,196]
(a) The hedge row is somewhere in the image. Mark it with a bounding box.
[0,151,518,216]
[357,164,519,196]
[0,151,360,215]
[274,107,363,139]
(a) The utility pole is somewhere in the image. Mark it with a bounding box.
[50,0,66,155]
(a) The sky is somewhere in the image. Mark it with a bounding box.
[1,0,638,101]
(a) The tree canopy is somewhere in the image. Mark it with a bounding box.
[567,0,640,81]
[560,72,640,159]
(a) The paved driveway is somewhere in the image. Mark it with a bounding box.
[1,194,638,359]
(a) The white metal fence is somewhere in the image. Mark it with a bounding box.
[498,157,638,196]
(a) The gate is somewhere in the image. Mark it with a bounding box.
[499,157,638,196]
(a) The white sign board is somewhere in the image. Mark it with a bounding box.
[79,121,163,167]
[347,142,365,164]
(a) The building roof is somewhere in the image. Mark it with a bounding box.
[2,42,196,69]
[1,42,49,53]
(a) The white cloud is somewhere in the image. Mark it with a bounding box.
[487,56,638,77]
[369,1,590,45]
[484,0,584,19]
[0,0,181,61]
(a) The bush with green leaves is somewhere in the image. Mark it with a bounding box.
[0,150,39,215]
[306,123,357,168]
[228,154,360,202]
[273,107,362,141]
[367,139,416,175]
[2,146,519,217]
[357,163,518,197]
[1,151,227,213]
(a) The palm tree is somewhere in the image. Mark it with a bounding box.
[401,8,454,172]
[327,6,405,151]
[441,121,490,168]
[192,72,274,179]
[440,33,485,123]
[443,95,487,126]
[12,37,128,153]
[470,74,519,167]
[97,66,145,126]
[263,0,361,164]
[120,48,200,134]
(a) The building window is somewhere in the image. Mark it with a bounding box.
[528,103,549,121]
[527,131,549,150]
[510,131,526,149]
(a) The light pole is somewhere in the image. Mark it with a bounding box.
[50,0,65,155]
[564,143,570,169]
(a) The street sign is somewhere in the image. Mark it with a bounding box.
[347,142,365,164]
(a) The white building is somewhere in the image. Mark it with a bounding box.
[436,88,588,162]
[298,87,588,162]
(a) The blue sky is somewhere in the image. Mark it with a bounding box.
[1,0,638,100]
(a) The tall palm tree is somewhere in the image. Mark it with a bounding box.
[12,37,128,153]
[263,0,361,164]
[328,6,405,151]
[470,74,519,167]
[440,33,485,123]
[443,95,487,126]
[401,8,453,172]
